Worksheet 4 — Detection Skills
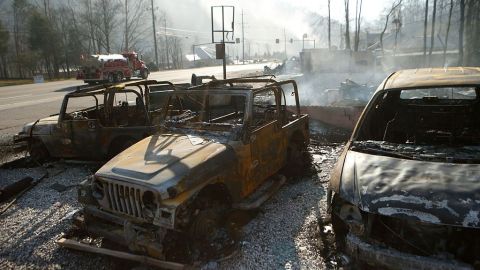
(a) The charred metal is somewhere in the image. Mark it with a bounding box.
[14,80,189,160]
[329,68,480,270]
[77,77,310,261]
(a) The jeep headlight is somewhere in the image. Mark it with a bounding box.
[91,179,105,200]
[142,191,157,221]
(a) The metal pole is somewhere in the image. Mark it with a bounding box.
[192,45,195,66]
[242,9,245,64]
[314,40,316,48]
[125,0,128,51]
[222,7,226,79]
[303,37,305,50]
[150,0,158,68]
[164,18,169,69]
[283,27,287,60]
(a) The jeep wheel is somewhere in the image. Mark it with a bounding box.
[29,139,49,163]
[284,138,311,177]
[190,208,222,241]
[189,206,234,260]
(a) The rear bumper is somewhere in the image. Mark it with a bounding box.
[345,234,473,270]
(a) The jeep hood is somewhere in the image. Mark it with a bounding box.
[96,133,236,190]
[340,150,480,228]
[22,115,59,135]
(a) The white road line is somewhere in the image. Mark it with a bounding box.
[0,94,33,100]
[0,96,63,111]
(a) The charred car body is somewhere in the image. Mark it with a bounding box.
[14,80,187,160]
[77,78,309,260]
[329,67,480,269]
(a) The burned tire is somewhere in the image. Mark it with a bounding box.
[284,136,311,177]
[29,139,49,163]
[189,208,223,241]
[187,186,234,260]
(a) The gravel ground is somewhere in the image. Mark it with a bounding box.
[219,142,342,270]
[0,141,343,270]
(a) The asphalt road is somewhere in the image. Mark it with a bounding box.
[0,63,267,136]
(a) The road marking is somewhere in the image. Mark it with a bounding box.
[0,96,63,111]
[0,94,33,100]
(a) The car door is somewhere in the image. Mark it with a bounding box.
[60,94,102,159]
[247,88,286,194]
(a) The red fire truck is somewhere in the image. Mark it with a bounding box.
[76,52,149,84]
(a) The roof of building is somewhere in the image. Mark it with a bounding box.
[381,67,480,90]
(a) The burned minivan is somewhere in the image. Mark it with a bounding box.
[77,78,309,261]
[329,68,480,269]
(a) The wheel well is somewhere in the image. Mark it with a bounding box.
[195,183,232,206]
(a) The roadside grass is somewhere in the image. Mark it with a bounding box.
[0,79,34,87]
[0,78,74,87]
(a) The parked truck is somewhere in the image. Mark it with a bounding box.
[76,52,149,85]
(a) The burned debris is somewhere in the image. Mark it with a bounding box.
[329,67,480,269]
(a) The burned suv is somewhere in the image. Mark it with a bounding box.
[14,80,186,160]
[329,68,480,269]
[78,78,309,260]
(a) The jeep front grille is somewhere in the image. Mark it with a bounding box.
[103,182,144,219]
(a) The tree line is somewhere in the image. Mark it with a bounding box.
[0,0,186,80]
[321,0,480,66]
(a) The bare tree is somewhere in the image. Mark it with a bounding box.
[95,0,120,53]
[328,0,331,50]
[344,0,351,50]
[0,20,9,78]
[458,0,464,65]
[443,0,453,66]
[423,0,429,66]
[124,0,149,51]
[80,0,100,54]
[428,0,437,66]
[463,0,478,66]
[353,0,363,51]
[13,0,30,78]
[380,0,402,53]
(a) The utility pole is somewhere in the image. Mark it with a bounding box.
[283,28,287,60]
[328,0,331,50]
[150,0,158,68]
[242,10,245,64]
[125,0,128,51]
[164,17,169,69]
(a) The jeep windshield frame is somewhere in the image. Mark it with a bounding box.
[149,89,252,132]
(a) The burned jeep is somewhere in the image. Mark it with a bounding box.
[77,78,309,261]
[14,80,187,160]
[329,68,480,269]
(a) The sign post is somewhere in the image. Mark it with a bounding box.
[211,6,235,79]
